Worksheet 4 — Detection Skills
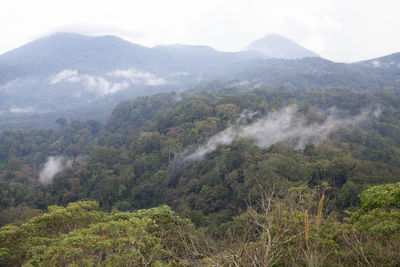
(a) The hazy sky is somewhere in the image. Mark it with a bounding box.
[1,0,399,62]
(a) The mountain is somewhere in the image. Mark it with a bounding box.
[222,57,368,90]
[0,33,265,130]
[353,52,400,69]
[347,52,400,90]
[245,33,319,59]
[351,52,400,79]
[0,33,159,84]
[152,44,265,74]
[0,32,400,131]
[219,51,400,91]
[0,32,263,82]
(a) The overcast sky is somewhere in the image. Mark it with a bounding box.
[1,0,399,62]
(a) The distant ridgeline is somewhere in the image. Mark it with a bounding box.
[0,32,400,131]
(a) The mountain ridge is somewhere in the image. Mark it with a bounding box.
[245,33,319,59]
[1,32,400,131]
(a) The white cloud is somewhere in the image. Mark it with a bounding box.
[372,60,381,68]
[82,75,129,95]
[9,106,36,113]
[168,71,190,77]
[109,68,166,86]
[38,156,72,186]
[179,105,381,162]
[50,69,79,84]
[50,69,129,95]
[50,68,166,95]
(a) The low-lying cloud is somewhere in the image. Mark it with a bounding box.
[109,68,167,86]
[50,69,129,95]
[50,68,167,95]
[9,106,36,113]
[179,105,381,163]
[38,156,72,186]
[168,71,190,77]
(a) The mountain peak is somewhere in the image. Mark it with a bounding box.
[246,33,319,59]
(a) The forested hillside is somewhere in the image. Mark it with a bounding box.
[0,86,400,265]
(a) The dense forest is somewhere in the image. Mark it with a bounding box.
[1,86,400,266]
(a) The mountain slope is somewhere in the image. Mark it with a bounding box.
[0,33,267,130]
[0,32,263,82]
[0,33,154,79]
[1,32,400,131]
[353,52,400,69]
[246,33,319,59]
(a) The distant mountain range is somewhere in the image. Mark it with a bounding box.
[245,33,319,59]
[0,32,264,81]
[0,32,399,130]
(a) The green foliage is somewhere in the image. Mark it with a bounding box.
[3,87,400,223]
[7,157,22,171]
[1,87,400,265]
[215,103,239,121]
[90,146,121,167]
[0,204,42,226]
[350,182,400,239]
[1,188,400,266]
[0,201,195,266]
